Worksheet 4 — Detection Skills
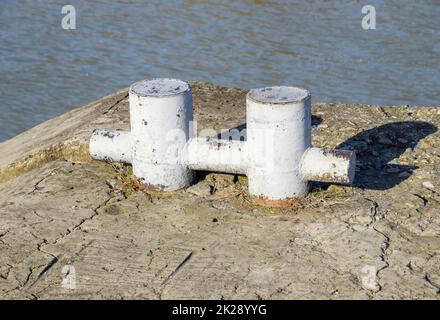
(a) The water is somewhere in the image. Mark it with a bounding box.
[1,0,439,142]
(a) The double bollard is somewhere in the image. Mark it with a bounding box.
[90,78,355,207]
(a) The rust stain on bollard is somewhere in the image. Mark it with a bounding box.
[131,178,166,193]
[253,196,303,209]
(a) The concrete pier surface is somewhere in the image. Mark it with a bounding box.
[0,82,439,299]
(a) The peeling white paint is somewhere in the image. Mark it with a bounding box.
[184,137,247,174]
[129,78,194,191]
[301,147,356,184]
[89,129,131,163]
[90,79,356,204]
[246,86,312,199]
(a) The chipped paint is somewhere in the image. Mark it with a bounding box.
[90,129,131,163]
[184,137,247,174]
[90,80,356,207]
[301,148,356,184]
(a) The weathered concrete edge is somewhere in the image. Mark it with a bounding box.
[0,88,129,183]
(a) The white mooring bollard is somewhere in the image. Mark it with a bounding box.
[90,78,356,206]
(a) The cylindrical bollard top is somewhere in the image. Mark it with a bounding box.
[129,78,194,191]
[247,86,310,105]
[246,86,312,203]
[130,78,191,98]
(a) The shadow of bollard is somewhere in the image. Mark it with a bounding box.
[336,121,437,190]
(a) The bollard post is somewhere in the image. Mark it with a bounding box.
[90,79,356,207]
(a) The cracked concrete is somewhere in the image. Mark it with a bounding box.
[0,82,440,299]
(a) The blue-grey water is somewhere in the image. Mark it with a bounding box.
[0,0,439,142]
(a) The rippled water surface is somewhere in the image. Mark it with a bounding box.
[1,0,439,141]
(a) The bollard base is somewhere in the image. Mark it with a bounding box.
[253,196,303,208]
[131,179,168,193]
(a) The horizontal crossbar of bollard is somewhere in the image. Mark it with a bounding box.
[90,78,356,207]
